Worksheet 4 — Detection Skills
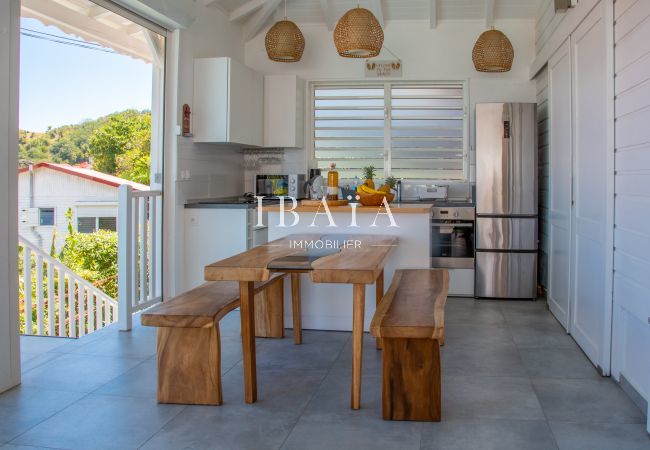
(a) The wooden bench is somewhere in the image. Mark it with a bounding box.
[141,275,286,405]
[370,269,449,421]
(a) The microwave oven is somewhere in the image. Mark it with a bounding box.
[255,174,306,199]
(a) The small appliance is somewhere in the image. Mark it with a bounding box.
[255,174,306,199]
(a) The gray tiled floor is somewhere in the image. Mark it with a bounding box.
[1,298,648,450]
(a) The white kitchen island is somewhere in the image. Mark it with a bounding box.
[264,203,432,331]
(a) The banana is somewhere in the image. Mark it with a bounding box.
[357,184,389,196]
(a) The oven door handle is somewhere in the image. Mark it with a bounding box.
[431,222,474,228]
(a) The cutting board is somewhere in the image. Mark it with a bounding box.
[301,199,349,207]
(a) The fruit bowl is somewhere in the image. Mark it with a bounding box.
[357,192,395,206]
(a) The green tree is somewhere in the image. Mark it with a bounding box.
[59,209,118,298]
[88,110,151,180]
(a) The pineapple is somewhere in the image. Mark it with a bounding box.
[362,165,376,189]
[378,176,397,193]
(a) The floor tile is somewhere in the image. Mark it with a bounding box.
[443,323,514,348]
[282,416,422,450]
[420,419,558,450]
[441,344,528,377]
[12,393,184,450]
[20,354,145,393]
[19,336,72,354]
[255,336,346,371]
[141,404,298,450]
[219,364,328,413]
[93,359,157,399]
[0,387,85,443]
[444,299,506,325]
[549,422,650,450]
[66,329,157,359]
[509,323,577,349]
[20,352,62,374]
[300,372,383,423]
[443,376,545,421]
[533,378,646,424]
[1,444,62,450]
[519,347,601,380]
[501,305,562,326]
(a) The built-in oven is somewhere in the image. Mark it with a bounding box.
[430,206,475,269]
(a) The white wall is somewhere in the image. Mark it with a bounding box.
[176,3,247,203]
[536,66,549,288]
[245,19,537,187]
[0,0,21,393]
[611,0,650,412]
[166,4,249,296]
[535,0,649,413]
[18,168,120,251]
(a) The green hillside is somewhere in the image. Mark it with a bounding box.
[19,109,151,184]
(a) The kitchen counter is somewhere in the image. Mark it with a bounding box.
[185,197,257,209]
[262,202,433,214]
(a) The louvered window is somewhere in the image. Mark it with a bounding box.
[313,82,467,180]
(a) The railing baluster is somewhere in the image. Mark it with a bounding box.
[19,235,118,338]
[97,294,104,329]
[155,195,163,298]
[148,195,156,300]
[36,255,44,335]
[22,247,32,335]
[88,292,95,333]
[104,298,110,325]
[139,196,147,305]
[58,269,65,337]
[68,276,76,338]
[79,286,86,337]
[47,262,55,336]
[131,196,139,308]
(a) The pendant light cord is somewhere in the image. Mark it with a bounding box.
[284,0,287,19]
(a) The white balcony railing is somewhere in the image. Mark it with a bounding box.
[19,235,118,337]
[117,185,163,330]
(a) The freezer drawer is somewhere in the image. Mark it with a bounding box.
[475,252,537,299]
[476,217,538,250]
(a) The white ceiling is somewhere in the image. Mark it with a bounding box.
[208,0,545,39]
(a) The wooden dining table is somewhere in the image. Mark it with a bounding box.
[204,233,398,409]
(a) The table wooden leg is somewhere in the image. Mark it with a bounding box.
[375,270,384,350]
[291,273,302,345]
[351,283,365,410]
[239,281,257,403]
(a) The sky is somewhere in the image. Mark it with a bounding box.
[19,17,153,132]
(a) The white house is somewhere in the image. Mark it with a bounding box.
[18,162,149,251]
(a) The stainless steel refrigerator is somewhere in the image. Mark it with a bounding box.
[475,103,538,299]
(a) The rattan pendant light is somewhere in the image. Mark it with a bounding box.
[265,0,305,62]
[334,2,384,58]
[472,28,514,72]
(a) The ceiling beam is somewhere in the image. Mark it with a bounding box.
[367,0,384,28]
[87,4,112,20]
[319,0,336,31]
[429,0,438,29]
[485,0,495,28]
[230,0,266,23]
[242,0,283,41]
[22,0,152,63]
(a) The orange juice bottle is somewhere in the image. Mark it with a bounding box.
[327,163,339,201]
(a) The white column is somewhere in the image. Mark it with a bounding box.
[0,0,21,392]
[117,185,133,331]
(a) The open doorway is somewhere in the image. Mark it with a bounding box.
[18,0,165,340]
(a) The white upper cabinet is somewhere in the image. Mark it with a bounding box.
[193,57,263,146]
[264,74,305,148]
